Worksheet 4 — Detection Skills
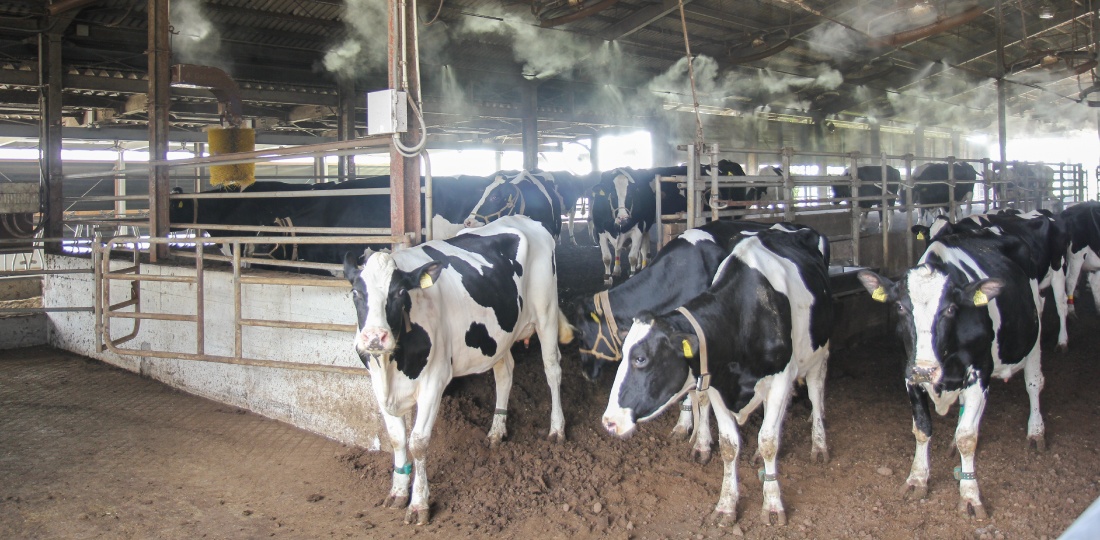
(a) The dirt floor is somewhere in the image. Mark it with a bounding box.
[2,236,1100,539]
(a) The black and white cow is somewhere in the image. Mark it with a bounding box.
[858,228,1044,519]
[910,162,979,225]
[1058,202,1100,316]
[912,211,1070,351]
[832,165,902,231]
[552,170,601,245]
[601,227,833,526]
[572,220,805,463]
[701,160,774,216]
[992,163,1054,210]
[588,168,659,284]
[463,170,563,238]
[343,215,572,525]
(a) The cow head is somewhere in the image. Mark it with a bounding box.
[168,187,193,228]
[344,250,446,364]
[858,266,1003,387]
[571,299,628,381]
[465,175,521,228]
[602,314,695,438]
[609,171,636,228]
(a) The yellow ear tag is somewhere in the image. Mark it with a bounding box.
[598,190,605,196]
[419,273,434,289]
[916,232,925,240]
[871,286,887,302]
[973,290,989,306]
[682,339,694,358]
[589,312,600,323]
[177,201,183,208]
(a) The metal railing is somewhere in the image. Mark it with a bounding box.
[94,233,407,375]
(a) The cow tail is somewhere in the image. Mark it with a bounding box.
[557,308,575,344]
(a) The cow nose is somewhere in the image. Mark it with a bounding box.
[464,217,481,228]
[362,329,389,350]
[908,361,941,384]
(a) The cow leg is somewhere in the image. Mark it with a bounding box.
[805,355,829,463]
[708,393,742,527]
[405,388,446,525]
[612,234,629,278]
[1065,254,1081,318]
[487,352,515,448]
[671,396,693,440]
[598,232,613,285]
[537,325,566,443]
[626,228,645,274]
[758,368,795,526]
[690,391,714,465]
[567,212,577,245]
[380,411,412,510]
[1050,269,1069,352]
[1088,270,1100,317]
[954,385,988,519]
[902,383,933,500]
[1023,343,1046,451]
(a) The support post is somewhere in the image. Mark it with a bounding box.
[147,0,171,261]
[337,80,357,183]
[522,80,539,171]
[388,0,421,248]
[38,25,65,247]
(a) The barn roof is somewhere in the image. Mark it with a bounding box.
[0,0,1092,145]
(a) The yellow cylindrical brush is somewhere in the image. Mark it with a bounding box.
[207,127,256,188]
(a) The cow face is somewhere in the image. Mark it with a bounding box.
[602,316,695,438]
[465,175,519,228]
[344,251,446,363]
[859,266,1003,386]
[609,173,636,227]
[168,187,194,228]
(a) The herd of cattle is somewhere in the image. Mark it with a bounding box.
[173,163,1094,527]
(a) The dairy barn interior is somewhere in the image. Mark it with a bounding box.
[3,0,1100,537]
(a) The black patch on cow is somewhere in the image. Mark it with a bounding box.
[424,232,523,332]
[465,322,498,357]
[395,322,432,379]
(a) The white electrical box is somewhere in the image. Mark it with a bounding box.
[367,89,408,135]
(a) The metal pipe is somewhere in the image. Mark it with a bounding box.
[539,0,620,28]
[867,5,985,48]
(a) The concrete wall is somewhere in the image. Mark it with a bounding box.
[44,254,383,450]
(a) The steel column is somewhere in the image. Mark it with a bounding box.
[337,79,357,182]
[38,21,68,246]
[147,0,171,261]
[388,0,421,247]
[521,80,539,171]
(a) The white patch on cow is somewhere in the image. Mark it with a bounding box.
[678,228,715,245]
[431,214,466,240]
[602,321,651,437]
[904,265,950,366]
[612,171,634,223]
[520,171,555,209]
[928,218,951,239]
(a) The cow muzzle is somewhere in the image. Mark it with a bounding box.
[463,216,484,228]
[907,360,942,385]
[356,328,395,357]
[601,409,636,439]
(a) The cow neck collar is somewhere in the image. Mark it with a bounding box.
[580,290,623,362]
[675,306,711,392]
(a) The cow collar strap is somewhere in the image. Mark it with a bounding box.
[675,306,710,392]
[580,290,624,362]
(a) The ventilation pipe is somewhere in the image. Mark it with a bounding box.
[868,5,984,48]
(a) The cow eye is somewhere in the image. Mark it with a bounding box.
[351,290,361,299]
[943,304,957,317]
[631,355,648,368]
[895,303,907,314]
[397,288,406,297]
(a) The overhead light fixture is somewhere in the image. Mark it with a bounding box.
[1039,2,1055,19]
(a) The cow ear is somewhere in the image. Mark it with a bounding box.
[342,252,360,283]
[677,333,699,359]
[171,187,183,194]
[857,270,895,303]
[962,278,1004,307]
[412,260,447,289]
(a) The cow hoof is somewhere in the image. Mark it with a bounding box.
[1028,434,1046,452]
[547,430,566,444]
[899,482,928,500]
[760,508,787,526]
[385,494,409,509]
[811,446,830,464]
[708,510,737,527]
[405,505,430,525]
[958,500,987,520]
[603,276,613,286]
[669,425,691,441]
[488,436,504,450]
[1056,342,1069,353]
[691,447,712,465]
[749,449,762,465]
